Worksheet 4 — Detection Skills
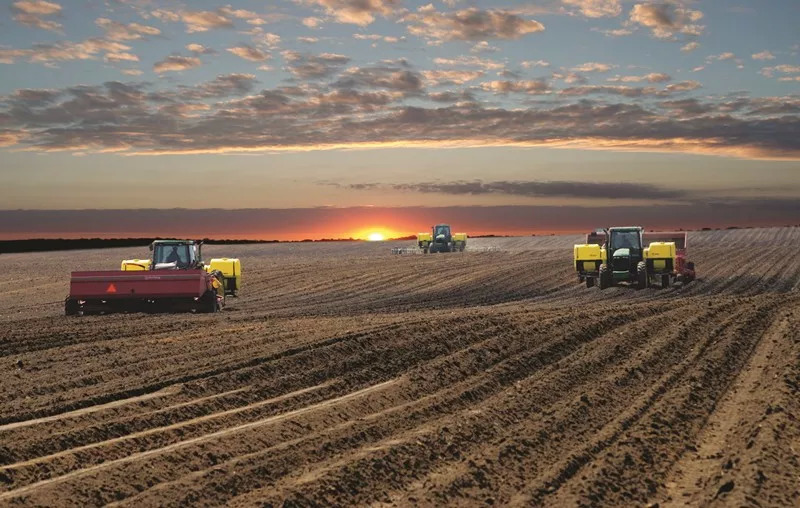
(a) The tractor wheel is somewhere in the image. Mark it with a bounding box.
[65,298,79,316]
[586,277,595,288]
[636,261,649,290]
[661,274,670,288]
[459,244,465,252]
[685,261,696,282]
[599,264,611,290]
[201,290,218,313]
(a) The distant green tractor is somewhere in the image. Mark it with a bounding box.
[417,224,467,253]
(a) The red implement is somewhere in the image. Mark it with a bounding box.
[66,270,220,315]
[69,270,209,299]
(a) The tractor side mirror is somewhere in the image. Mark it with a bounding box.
[149,243,154,251]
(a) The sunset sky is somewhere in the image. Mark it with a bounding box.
[0,0,798,240]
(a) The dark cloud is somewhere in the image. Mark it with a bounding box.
[659,98,714,117]
[0,38,131,64]
[334,65,424,92]
[427,90,476,103]
[95,17,160,41]
[338,180,688,200]
[664,80,701,92]
[405,6,545,41]
[560,85,659,97]
[9,88,62,105]
[607,72,671,83]
[152,8,235,33]
[563,0,622,18]
[1,203,797,240]
[186,43,216,55]
[168,74,258,100]
[481,80,551,94]
[11,0,63,32]
[283,51,351,79]
[421,70,484,86]
[558,81,701,97]
[226,45,270,62]
[628,2,704,39]
[1,78,798,159]
[300,0,401,26]
[5,82,149,129]
[153,55,202,73]
[743,97,800,116]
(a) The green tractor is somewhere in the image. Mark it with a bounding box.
[417,224,467,253]
[598,226,649,289]
[575,226,695,290]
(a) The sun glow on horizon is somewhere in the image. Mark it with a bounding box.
[351,227,407,241]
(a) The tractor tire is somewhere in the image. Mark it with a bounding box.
[586,277,595,288]
[599,264,611,290]
[201,290,218,313]
[685,261,696,282]
[459,244,465,252]
[636,261,649,290]
[65,298,79,316]
[661,273,670,288]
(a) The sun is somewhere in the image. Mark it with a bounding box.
[352,227,403,241]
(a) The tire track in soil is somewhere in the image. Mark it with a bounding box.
[660,306,800,507]
[104,302,716,506]
[243,297,757,506]
[0,380,396,503]
[1,306,639,492]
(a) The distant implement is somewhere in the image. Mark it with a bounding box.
[574,227,695,289]
[417,224,467,253]
[65,240,241,315]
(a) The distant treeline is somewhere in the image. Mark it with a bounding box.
[0,238,279,254]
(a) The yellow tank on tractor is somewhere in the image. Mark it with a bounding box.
[66,240,242,315]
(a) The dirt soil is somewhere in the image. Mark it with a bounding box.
[1,227,799,507]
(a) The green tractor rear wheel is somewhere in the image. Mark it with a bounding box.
[636,261,649,290]
[599,264,611,290]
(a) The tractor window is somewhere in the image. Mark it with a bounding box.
[612,232,640,250]
[156,245,190,267]
[435,226,450,237]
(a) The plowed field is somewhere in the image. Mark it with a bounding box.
[1,227,799,506]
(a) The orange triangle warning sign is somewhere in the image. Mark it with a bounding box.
[106,283,117,293]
